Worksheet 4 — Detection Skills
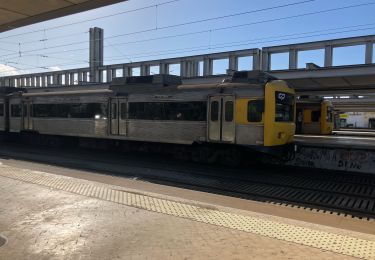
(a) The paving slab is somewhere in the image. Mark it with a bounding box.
[0,163,374,260]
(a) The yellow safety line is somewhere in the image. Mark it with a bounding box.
[0,165,374,260]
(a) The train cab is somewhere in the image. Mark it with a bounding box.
[221,71,296,149]
[296,98,334,135]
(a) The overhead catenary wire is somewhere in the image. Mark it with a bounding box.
[0,61,89,75]
[103,25,375,62]
[105,22,375,50]
[0,0,373,61]
[26,21,375,59]
[1,22,375,74]
[104,0,319,40]
[0,0,316,59]
[2,0,375,64]
[0,31,89,49]
[19,31,90,45]
[0,0,181,41]
[104,1,375,40]
[158,0,315,30]
[2,1,375,75]
[2,22,375,75]
[0,0,313,46]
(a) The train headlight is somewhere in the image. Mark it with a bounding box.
[278,132,286,139]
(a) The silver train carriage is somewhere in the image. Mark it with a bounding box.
[3,72,296,152]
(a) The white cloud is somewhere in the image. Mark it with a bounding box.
[48,66,62,71]
[0,64,20,76]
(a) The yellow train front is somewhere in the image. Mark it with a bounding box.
[295,98,334,135]
[210,71,296,154]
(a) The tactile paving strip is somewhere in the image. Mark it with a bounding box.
[0,165,374,260]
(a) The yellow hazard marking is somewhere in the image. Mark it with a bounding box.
[0,165,374,260]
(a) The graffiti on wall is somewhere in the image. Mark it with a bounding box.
[289,147,375,174]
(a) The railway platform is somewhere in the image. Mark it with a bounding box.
[295,134,375,150]
[288,135,375,174]
[333,130,375,138]
[0,156,374,259]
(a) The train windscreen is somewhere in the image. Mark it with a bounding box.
[327,106,333,122]
[275,91,294,122]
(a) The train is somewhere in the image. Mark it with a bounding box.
[296,98,334,135]
[0,71,296,163]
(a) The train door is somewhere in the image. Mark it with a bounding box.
[22,101,33,130]
[208,95,235,143]
[110,98,127,136]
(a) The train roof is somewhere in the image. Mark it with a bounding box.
[230,70,277,84]
[297,99,333,107]
[24,83,110,93]
[1,71,281,97]
[22,89,113,97]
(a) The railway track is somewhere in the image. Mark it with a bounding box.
[142,170,375,219]
[0,143,374,219]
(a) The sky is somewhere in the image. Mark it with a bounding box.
[0,0,375,77]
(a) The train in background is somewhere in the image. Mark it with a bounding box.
[0,71,296,163]
[295,98,334,135]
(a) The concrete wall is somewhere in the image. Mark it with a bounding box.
[288,146,375,174]
[345,113,366,128]
[342,112,375,128]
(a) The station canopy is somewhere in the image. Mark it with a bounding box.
[271,64,375,95]
[0,0,127,33]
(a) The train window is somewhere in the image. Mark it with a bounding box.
[23,104,27,117]
[129,102,207,121]
[311,111,320,122]
[128,102,163,120]
[33,103,107,119]
[211,101,219,122]
[225,101,233,122]
[120,103,127,119]
[248,100,263,122]
[275,92,294,122]
[164,102,206,121]
[11,104,22,117]
[33,104,55,117]
[0,104,3,116]
[111,103,117,119]
[129,103,145,119]
[327,107,333,122]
